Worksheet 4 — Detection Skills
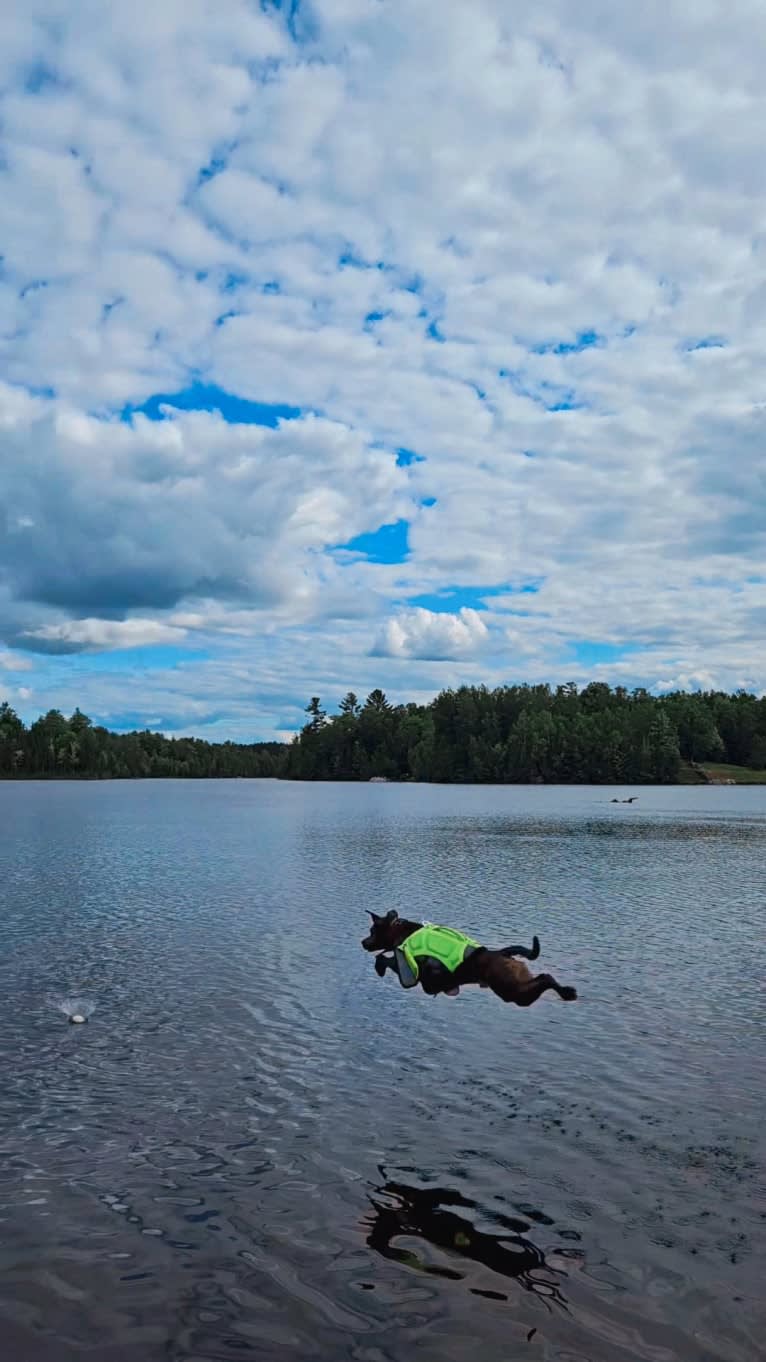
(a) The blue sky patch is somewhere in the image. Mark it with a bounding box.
[571,641,638,666]
[395,448,425,467]
[499,369,585,411]
[408,584,526,612]
[221,271,248,291]
[19,279,49,298]
[336,519,409,564]
[122,382,302,427]
[24,62,62,94]
[78,645,207,672]
[684,336,727,351]
[97,708,225,733]
[533,329,602,355]
[260,0,316,42]
[195,153,229,188]
[339,248,386,271]
[13,381,56,399]
[53,645,209,676]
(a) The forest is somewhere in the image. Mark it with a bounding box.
[284,684,766,784]
[3,683,764,783]
[0,703,283,779]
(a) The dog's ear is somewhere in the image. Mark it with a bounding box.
[384,910,399,923]
[367,910,380,922]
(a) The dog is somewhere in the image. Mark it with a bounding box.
[361,911,577,1007]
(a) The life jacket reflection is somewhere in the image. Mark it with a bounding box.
[395,925,480,988]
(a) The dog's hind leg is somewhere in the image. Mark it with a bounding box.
[514,973,577,1007]
[498,935,540,961]
[483,956,576,1006]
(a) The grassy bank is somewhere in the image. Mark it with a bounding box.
[680,761,766,785]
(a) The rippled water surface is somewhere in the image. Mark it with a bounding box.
[1,780,764,1362]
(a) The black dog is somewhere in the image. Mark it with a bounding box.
[362,911,577,1007]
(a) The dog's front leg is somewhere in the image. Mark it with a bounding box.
[374,952,399,980]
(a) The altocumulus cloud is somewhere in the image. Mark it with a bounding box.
[1,0,765,738]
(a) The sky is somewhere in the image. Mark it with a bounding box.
[1,0,765,741]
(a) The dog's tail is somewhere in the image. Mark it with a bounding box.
[499,935,540,961]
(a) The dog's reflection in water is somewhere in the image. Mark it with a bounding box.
[364,1179,570,1307]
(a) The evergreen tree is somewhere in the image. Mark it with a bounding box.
[305,697,326,731]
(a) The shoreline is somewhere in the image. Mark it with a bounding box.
[2,769,764,786]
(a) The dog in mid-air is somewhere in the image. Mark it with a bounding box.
[362,911,577,1007]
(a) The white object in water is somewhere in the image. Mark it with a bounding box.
[69,1014,87,1024]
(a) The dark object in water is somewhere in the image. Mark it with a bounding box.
[365,1178,568,1308]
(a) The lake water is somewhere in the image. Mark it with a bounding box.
[0,780,763,1362]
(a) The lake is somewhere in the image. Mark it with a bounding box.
[0,780,763,1362]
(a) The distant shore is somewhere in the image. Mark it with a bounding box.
[2,687,765,784]
[2,766,765,785]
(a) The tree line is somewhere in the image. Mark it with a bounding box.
[2,684,765,783]
[285,684,766,784]
[0,704,283,779]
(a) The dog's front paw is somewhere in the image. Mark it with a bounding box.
[374,955,389,978]
[560,986,577,1001]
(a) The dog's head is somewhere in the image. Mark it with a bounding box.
[361,909,400,952]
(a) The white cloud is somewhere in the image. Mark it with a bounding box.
[20,617,187,653]
[654,671,718,694]
[0,0,765,733]
[373,607,489,660]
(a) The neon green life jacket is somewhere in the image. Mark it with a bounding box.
[395,925,480,989]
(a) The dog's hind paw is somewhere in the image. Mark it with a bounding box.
[560,986,578,1001]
